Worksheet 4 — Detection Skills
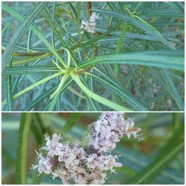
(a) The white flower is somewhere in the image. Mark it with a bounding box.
[89,170,106,184]
[75,173,87,184]
[42,133,63,157]
[80,20,89,29]
[81,12,99,33]
[89,12,99,23]
[32,153,52,175]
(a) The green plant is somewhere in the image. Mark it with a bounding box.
[2,2,184,111]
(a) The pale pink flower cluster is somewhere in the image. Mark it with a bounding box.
[32,112,141,184]
[89,112,142,153]
[81,12,99,33]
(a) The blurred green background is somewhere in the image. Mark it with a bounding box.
[2,112,184,184]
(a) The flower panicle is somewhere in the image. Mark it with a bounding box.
[89,112,142,152]
[32,112,142,184]
[81,12,99,33]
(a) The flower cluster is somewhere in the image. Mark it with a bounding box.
[81,12,99,33]
[32,112,141,184]
[89,112,142,153]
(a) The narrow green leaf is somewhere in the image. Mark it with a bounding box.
[2,2,47,69]
[2,3,67,68]
[13,71,64,99]
[78,50,184,71]
[93,9,175,49]
[70,72,132,111]
[69,25,119,51]
[3,66,59,76]
[61,113,81,134]
[41,6,68,48]
[150,67,183,111]
[171,2,184,14]
[31,114,46,145]
[11,53,53,66]
[115,23,128,54]
[162,69,184,110]
[86,96,101,111]
[87,71,148,111]
[5,75,14,110]
[69,2,78,18]
[114,22,128,79]
[24,85,58,111]
[48,74,69,111]
[16,113,32,183]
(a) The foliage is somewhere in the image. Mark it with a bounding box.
[2,2,184,111]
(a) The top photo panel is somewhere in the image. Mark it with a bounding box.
[2,2,184,111]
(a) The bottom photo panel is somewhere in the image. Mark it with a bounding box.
[2,112,184,184]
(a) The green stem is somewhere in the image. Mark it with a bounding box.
[50,73,69,99]
[13,71,64,99]
[48,73,69,111]
[115,22,128,79]
[70,72,132,111]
